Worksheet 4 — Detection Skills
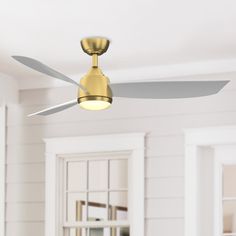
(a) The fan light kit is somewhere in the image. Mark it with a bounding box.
[12,37,229,116]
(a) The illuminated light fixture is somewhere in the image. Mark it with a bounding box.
[79,99,111,110]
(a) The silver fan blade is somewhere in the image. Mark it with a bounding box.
[28,99,78,117]
[12,56,88,93]
[111,81,229,99]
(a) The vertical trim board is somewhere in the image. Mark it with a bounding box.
[0,105,6,236]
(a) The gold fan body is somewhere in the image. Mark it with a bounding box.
[78,37,112,110]
[78,67,113,105]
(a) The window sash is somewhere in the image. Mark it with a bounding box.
[63,220,129,228]
[63,155,129,224]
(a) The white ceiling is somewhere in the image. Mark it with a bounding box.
[0,0,236,89]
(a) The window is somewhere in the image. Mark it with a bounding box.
[63,153,129,236]
[44,133,145,236]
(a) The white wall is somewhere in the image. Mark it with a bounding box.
[5,73,236,236]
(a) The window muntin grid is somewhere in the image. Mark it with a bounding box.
[63,155,129,236]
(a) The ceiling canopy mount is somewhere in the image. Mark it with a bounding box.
[80,37,110,56]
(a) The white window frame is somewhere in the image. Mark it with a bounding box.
[214,145,236,236]
[0,105,6,236]
[185,126,236,236]
[44,133,145,236]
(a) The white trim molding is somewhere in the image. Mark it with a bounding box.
[185,126,236,236]
[0,74,18,103]
[213,145,236,236]
[0,105,6,236]
[44,132,145,236]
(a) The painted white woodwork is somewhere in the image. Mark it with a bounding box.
[6,183,44,202]
[146,219,184,236]
[185,126,236,236]
[6,144,45,164]
[6,222,44,236]
[0,106,6,236]
[145,157,184,178]
[214,146,236,236]
[44,133,145,236]
[0,75,18,104]
[6,82,236,236]
[146,197,184,218]
[6,163,45,183]
[146,177,184,198]
[0,79,18,236]
[63,221,129,228]
[6,202,44,221]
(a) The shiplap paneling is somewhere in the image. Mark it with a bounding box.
[145,177,184,198]
[6,163,45,183]
[145,157,184,177]
[6,222,44,236]
[8,92,236,127]
[6,82,236,236]
[6,203,44,221]
[145,219,184,236]
[6,121,183,145]
[7,144,44,164]
[6,183,44,202]
[146,198,184,218]
[146,135,184,157]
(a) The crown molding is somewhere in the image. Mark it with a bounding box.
[17,58,236,90]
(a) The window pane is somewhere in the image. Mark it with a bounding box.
[89,160,108,190]
[67,193,87,222]
[88,192,108,221]
[223,165,236,198]
[110,159,128,189]
[90,228,107,236]
[109,192,128,220]
[89,227,129,236]
[113,227,130,236]
[68,228,86,236]
[90,229,104,236]
[67,161,87,191]
[223,200,236,233]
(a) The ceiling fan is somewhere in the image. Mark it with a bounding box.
[12,37,229,117]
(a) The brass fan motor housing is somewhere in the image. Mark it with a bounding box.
[78,67,113,105]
